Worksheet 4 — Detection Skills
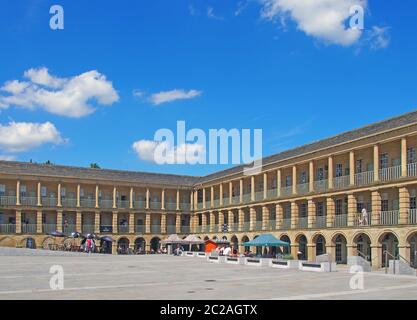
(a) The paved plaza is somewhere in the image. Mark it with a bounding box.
[0,248,416,300]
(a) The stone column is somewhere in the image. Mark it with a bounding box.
[130,187,134,209]
[251,176,255,201]
[249,207,256,231]
[16,180,21,206]
[347,193,357,227]
[309,161,314,192]
[328,156,334,190]
[176,189,180,211]
[291,201,298,229]
[37,182,42,207]
[218,211,224,232]
[401,137,407,177]
[219,184,223,206]
[238,209,244,231]
[291,244,299,259]
[263,173,268,200]
[57,184,62,207]
[292,166,297,195]
[277,169,281,197]
[176,213,181,234]
[276,203,283,230]
[36,210,43,233]
[228,210,234,232]
[203,188,206,209]
[76,184,81,208]
[113,187,117,209]
[209,211,215,233]
[374,145,380,182]
[112,211,118,234]
[145,212,151,233]
[15,210,22,234]
[307,198,316,228]
[371,190,381,225]
[161,212,167,234]
[327,245,336,262]
[211,186,214,208]
[56,210,63,233]
[347,245,357,258]
[129,212,135,234]
[307,244,316,262]
[94,211,100,234]
[262,206,269,230]
[349,151,355,186]
[146,188,150,209]
[229,182,233,205]
[371,245,382,270]
[399,187,410,224]
[95,185,100,208]
[202,212,207,232]
[239,179,243,203]
[326,197,335,228]
[398,244,410,262]
[161,189,165,210]
[76,211,82,233]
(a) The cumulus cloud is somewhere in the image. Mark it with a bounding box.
[0,67,119,117]
[260,0,367,46]
[132,140,205,164]
[148,89,202,106]
[0,122,63,153]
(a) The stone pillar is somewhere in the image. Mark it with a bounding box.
[347,193,357,227]
[399,187,410,224]
[249,207,256,231]
[371,190,381,225]
[326,197,335,228]
[15,210,22,234]
[112,211,118,234]
[16,180,21,205]
[219,184,223,206]
[36,210,43,233]
[251,176,255,201]
[349,151,355,186]
[130,188,134,209]
[129,212,135,234]
[95,185,100,208]
[37,182,42,206]
[56,210,63,233]
[307,198,316,228]
[145,212,151,233]
[276,203,283,230]
[291,244,299,259]
[202,212,207,231]
[262,206,269,230]
[238,209,244,231]
[94,211,100,234]
[277,169,281,197]
[307,244,316,262]
[309,161,314,192]
[76,184,81,208]
[371,245,382,270]
[347,245,357,257]
[209,211,215,233]
[57,184,62,207]
[211,186,214,208]
[291,201,298,229]
[146,188,150,209]
[228,210,234,232]
[292,166,297,195]
[374,145,380,182]
[263,173,268,200]
[76,211,82,233]
[328,156,334,190]
[327,245,336,262]
[203,188,206,209]
[398,244,410,261]
[161,213,167,234]
[176,189,180,211]
[176,213,181,234]
[229,182,233,205]
[161,189,165,210]
[239,179,243,203]
[113,187,117,209]
[218,211,224,232]
[401,137,407,177]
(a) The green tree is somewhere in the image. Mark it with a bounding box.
[90,163,100,169]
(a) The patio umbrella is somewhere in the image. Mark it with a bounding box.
[242,234,290,247]
[100,236,114,242]
[48,231,65,237]
[71,232,83,238]
[162,234,184,244]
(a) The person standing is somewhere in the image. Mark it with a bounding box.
[361,207,368,225]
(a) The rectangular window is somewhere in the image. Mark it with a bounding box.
[271,178,277,189]
[410,197,416,210]
[317,168,324,181]
[316,202,323,216]
[381,199,389,212]
[0,184,5,195]
[285,175,292,187]
[61,187,66,197]
[300,171,307,184]
[357,202,364,212]
[380,153,389,169]
[335,199,343,215]
[407,147,416,164]
[41,186,47,197]
[335,164,343,177]
[20,185,27,196]
[300,203,307,217]
[80,188,85,198]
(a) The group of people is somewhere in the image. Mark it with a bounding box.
[215,245,238,257]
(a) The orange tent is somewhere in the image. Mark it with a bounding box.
[204,239,218,253]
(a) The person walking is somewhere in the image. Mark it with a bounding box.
[361,207,368,225]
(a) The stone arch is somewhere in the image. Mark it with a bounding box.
[331,233,348,264]
[230,235,238,250]
[42,237,55,250]
[406,231,417,267]
[221,235,228,241]
[241,235,250,253]
[204,236,210,241]
[353,232,372,263]
[295,233,308,260]
[19,237,36,249]
[0,236,17,248]
[377,231,399,267]
[134,237,146,253]
[117,237,130,254]
[150,237,161,252]
[312,233,326,257]
[212,235,218,240]
[280,235,291,255]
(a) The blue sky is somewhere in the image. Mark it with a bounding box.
[0,0,416,176]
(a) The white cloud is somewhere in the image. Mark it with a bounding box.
[207,7,224,20]
[132,140,205,164]
[148,89,202,105]
[0,155,16,161]
[132,89,145,98]
[0,122,63,153]
[260,0,366,46]
[367,26,390,50]
[0,68,119,118]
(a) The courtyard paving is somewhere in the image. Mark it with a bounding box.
[0,248,416,300]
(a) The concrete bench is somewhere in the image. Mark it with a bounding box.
[269,259,300,269]
[299,261,336,272]
[226,256,246,265]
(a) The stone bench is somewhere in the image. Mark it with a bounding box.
[269,259,301,269]
[299,261,336,272]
